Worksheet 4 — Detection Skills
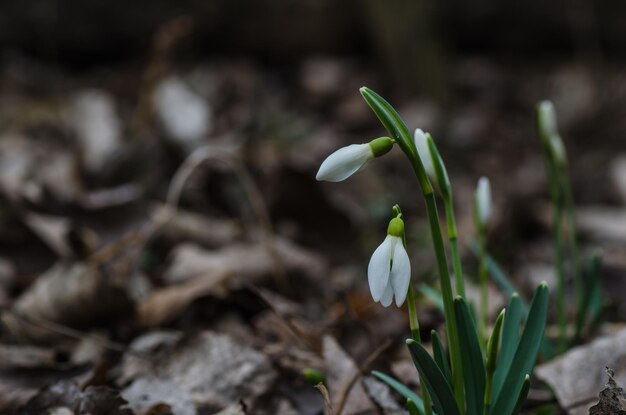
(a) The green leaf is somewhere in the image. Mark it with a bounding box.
[486,310,505,375]
[431,330,452,386]
[359,87,414,156]
[372,370,425,414]
[511,375,531,415]
[470,244,528,316]
[454,297,486,415]
[407,339,460,415]
[407,398,425,415]
[419,284,444,311]
[490,283,549,415]
[492,293,523,400]
[574,252,603,342]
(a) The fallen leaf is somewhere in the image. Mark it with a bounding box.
[2,263,134,343]
[20,380,133,415]
[536,328,626,415]
[121,331,276,409]
[322,335,375,414]
[589,368,626,415]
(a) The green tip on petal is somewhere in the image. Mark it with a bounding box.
[369,136,394,157]
[387,217,405,237]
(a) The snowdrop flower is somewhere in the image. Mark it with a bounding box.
[537,101,567,168]
[414,128,436,180]
[368,217,411,307]
[537,101,558,138]
[414,129,452,200]
[475,177,492,227]
[316,137,394,182]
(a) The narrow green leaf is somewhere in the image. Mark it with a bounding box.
[419,284,444,311]
[574,252,602,342]
[454,297,486,415]
[470,244,528,316]
[372,370,425,414]
[407,340,460,415]
[490,283,549,415]
[486,310,505,375]
[407,398,425,415]
[359,87,414,156]
[492,293,523,400]
[511,375,531,415]
[431,330,452,386]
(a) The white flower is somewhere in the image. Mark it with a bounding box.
[367,218,411,307]
[316,137,394,182]
[476,176,492,226]
[414,128,436,181]
[537,101,558,138]
[316,144,373,182]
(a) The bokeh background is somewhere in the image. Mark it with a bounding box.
[0,1,625,414]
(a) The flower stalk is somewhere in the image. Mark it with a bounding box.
[360,87,465,413]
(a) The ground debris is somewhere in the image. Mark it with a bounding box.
[20,380,133,415]
[2,262,133,343]
[589,368,626,415]
[121,331,276,411]
[536,328,626,415]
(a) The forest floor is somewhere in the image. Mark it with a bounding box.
[1,38,626,415]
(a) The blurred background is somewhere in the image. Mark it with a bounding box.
[0,1,625,414]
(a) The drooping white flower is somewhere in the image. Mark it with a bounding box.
[367,217,411,307]
[414,128,436,181]
[537,101,558,138]
[316,137,394,182]
[475,176,492,226]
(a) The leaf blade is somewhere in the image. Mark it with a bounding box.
[407,339,460,415]
[454,297,486,415]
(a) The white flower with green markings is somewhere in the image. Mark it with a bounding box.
[316,137,394,182]
[368,216,411,307]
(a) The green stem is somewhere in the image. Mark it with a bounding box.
[444,198,465,298]
[552,196,567,353]
[478,229,488,346]
[423,190,465,413]
[561,172,582,312]
[483,374,493,415]
[407,287,433,415]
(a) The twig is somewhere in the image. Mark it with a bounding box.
[315,383,335,415]
[335,339,392,415]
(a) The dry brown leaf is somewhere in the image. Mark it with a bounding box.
[536,328,626,415]
[164,238,325,284]
[137,269,232,327]
[2,263,133,343]
[20,380,133,415]
[150,205,242,248]
[121,331,276,410]
[589,368,626,415]
[322,335,375,415]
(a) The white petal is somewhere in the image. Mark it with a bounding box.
[413,129,435,180]
[476,176,492,225]
[379,282,394,307]
[316,144,373,182]
[368,235,392,302]
[390,237,411,306]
